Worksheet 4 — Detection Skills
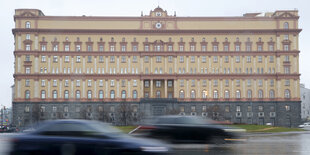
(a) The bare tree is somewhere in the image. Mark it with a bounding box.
[116,102,133,126]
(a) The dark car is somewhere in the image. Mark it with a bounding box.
[130,115,246,144]
[9,119,169,155]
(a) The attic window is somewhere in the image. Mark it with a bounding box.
[284,22,289,29]
[25,21,31,28]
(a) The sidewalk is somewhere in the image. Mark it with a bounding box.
[243,130,310,137]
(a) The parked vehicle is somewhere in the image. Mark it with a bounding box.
[130,115,246,144]
[9,119,169,155]
[298,122,310,128]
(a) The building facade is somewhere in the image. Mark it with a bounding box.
[12,7,301,127]
[300,84,310,121]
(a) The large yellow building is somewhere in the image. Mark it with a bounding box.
[12,7,301,127]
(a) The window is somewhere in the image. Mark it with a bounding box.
[213,80,218,86]
[270,90,275,98]
[285,80,290,86]
[180,80,184,87]
[179,45,184,51]
[270,79,274,86]
[133,90,138,99]
[25,67,31,74]
[191,56,195,63]
[64,80,69,87]
[110,56,115,62]
[258,56,262,63]
[110,80,115,87]
[88,80,92,87]
[110,90,115,99]
[179,56,184,63]
[121,90,126,99]
[190,45,195,51]
[191,80,195,87]
[41,90,46,99]
[236,106,241,112]
[258,106,264,112]
[76,56,81,62]
[258,90,263,98]
[224,90,230,99]
[246,45,251,51]
[53,56,58,63]
[235,56,240,63]
[76,80,80,87]
[87,90,92,99]
[144,81,149,87]
[52,90,57,99]
[26,34,30,40]
[179,90,185,98]
[41,56,46,62]
[285,105,290,111]
[258,45,262,51]
[284,89,290,98]
[202,90,207,98]
[25,21,31,28]
[190,90,196,98]
[202,56,206,63]
[156,81,161,87]
[110,45,115,51]
[247,80,251,86]
[213,56,218,63]
[235,45,240,51]
[236,80,240,86]
[99,45,104,52]
[168,81,173,87]
[246,56,251,63]
[53,80,57,87]
[76,90,81,99]
[144,56,149,62]
[25,90,30,99]
[284,67,290,74]
[268,57,274,64]
[247,90,252,98]
[236,90,241,98]
[97,90,103,99]
[269,44,274,51]
[144,45,149,51]
[156,91,161,98]
[213,90,218,99]
[64,44,70,51]
[25,44,31,51]
[202,45,206,51]
[64,106,69,113]
[64,90,69,99]
[224,56,229,63]
[156,56,162,62]
[284,22,289,29]
[213,45,218,51]
[168,45,173,51]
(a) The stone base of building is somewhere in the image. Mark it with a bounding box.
[12,99,301,128]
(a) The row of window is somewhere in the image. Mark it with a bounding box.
[26,55,286,64]
[24,89,291,100]
[24,90,138,100]
[24,41,292,52]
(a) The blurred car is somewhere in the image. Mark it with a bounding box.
[9,119,169,155]
[130,115,246,144]
[298,122,310,128]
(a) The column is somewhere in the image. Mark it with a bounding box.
[34,56,39,73]
[164,80,167,98]
[174,80,177,98]
[105,80,108,98]
[150,80,153,98]
[140,80,144,98]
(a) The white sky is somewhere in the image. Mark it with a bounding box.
[0,0,309,107]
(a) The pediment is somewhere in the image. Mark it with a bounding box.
[20,11,36,17]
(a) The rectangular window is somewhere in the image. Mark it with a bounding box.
[144,80,149,87]
[270,79,274,86]
[26,44,31,51]
[246,45,251,51]
[235,56,240,63]
[64,56,70,62]
[191,80,195,87]
[202,80,207,87]
[64,80,69,87]
[285,80,290,86]
[144,45,149,51]
[191,56,195,63]
[201,45,206,51]
[25,79,30,87]
[99,45,104,52]
[258,45,262,51]
[156,81,161,87]
[76,45,81,51]
[225,80,229,87]
[236,80,240,86]
[224,45,229,51]
[76,80,80,87]
[41,45,46,51]
[213,56,218,63]
[132,56,138,62]
[110,45,115,51]
[190,45,195,51]
[121,80,126,87]
[53,56,58,62]
[41,56,46,62]
[168,56,173,62]
[202,56,206,63]
[41,80,45,87]
[144,56,149,62]
[168,81,173,87]
[168,45,173,51]
[179,56,184,63]
[224,56,229,63]
[87,45,92,51]
[64,45,70,51]
[180,80,184,87]
[25,55,30,61]
[132,45,137,51]
[53,80,57,87]
[156,56,162,63]
[258,79,263,86]
[25,67,31,74]
[269,45,274,51]
[133,80,137,87]
[213,80,218,86]
[284,67,290,74]
[121,45,126,51]
[258,56,262,63]
[88,80,92,87]
[246,56,251,63]
[121,56,126,63]
[235,45,240,51]
[110,56,115,63]
[99,56,104,62]
[213,45,218,51]
[53,45,58,51]
[179,45,184,51]
[284,45,289,51]
[269,56,274,63]
[247,79,251,86]
[87,56,92,62]
[110,80,115,87]
[76,56,81,62]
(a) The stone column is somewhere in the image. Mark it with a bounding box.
[164,80,167,98]
[150,80,153,98]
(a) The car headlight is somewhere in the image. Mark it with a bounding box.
[140,146,168,152]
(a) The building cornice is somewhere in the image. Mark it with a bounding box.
[12,28,302,35]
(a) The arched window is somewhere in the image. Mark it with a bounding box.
[247,90,252,98]
[87,90,92,99]
[224,90,230,99]
[284,22,289,29]
[156,91,161,98]
[236,90,241,99]
[133,90,137,99]
[190,90,196,99]
[269,90,275,98]
[179,90,185,98]
[25,90,30,99]
[25,21,31,28]
[202,90,207,99]
[121,90,126,99]
[213,90,218,99]
[99,90,104,99]
[76,90,80,99]
[53,90,57,99]
[285,89,291,98]
[41,90,46,99]
[64,90,69,99]
[110,90,115,99]
[258,90,263,98]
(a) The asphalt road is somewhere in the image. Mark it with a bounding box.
[1,132,310,155]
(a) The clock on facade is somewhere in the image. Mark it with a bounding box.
[155,22,162,29]
[156,12,162,16]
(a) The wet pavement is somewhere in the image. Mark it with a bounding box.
[1,132,310,154]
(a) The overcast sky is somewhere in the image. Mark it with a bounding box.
[0,0,309,108]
